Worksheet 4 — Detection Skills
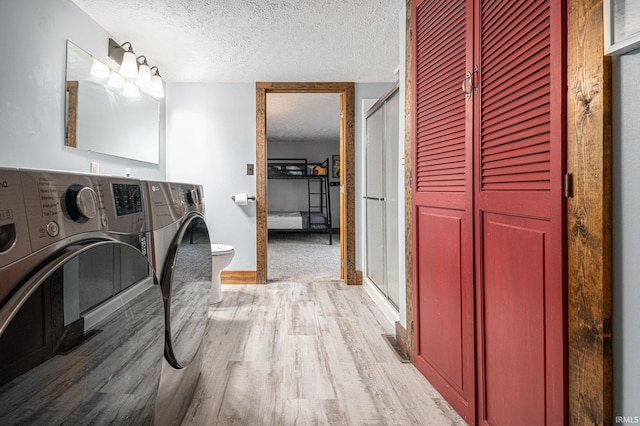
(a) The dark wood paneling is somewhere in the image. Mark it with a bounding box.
[66,81,78,148]
[343,84,356,286]
[567,0,613,424]
[256,87,267,284]
[401,0,415,361]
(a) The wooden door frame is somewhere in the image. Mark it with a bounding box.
[404,0,612,424]
[255,82,356,284]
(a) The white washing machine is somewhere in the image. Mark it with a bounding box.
[0,168,165,424]
[144,180,211,425]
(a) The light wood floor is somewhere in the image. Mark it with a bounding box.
[183,282,466,425]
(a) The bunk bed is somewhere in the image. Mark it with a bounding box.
[267,158,333,245]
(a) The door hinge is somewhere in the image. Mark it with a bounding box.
[564,173,573,198]
[411,321,414,335]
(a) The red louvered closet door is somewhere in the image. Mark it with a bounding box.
[413,0,567,424]
[412,0,476,424]
[474,0,566,424]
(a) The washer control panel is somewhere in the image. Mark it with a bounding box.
[20,170,148,252]
[0,168,31,269]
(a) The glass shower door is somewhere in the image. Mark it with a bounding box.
[365,103,385,294]
[364,86,400,309]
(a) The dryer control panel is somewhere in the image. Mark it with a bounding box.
[145,181,204,230]
[0,168,31,270]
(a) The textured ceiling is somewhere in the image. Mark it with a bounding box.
[267,93,340,142]
[70,0,401,83]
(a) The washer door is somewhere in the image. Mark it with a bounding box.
[163,214,212,368]
[0,241,164,424]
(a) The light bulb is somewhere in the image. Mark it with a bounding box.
[136,62,152,89]
[150,74,165,99]
[119,50,138,78]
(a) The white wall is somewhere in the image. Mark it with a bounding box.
[167,82,393,272]
[613,52,640,417]
[0,0,166,179]
[165,83,256,270]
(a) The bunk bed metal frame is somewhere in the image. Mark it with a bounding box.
[267,158,333,245]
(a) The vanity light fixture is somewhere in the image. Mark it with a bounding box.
[108,39,138,78]
[108,38,164,98]
[135,56,152,89]
[90,58,110,79]
[149,66,165,99]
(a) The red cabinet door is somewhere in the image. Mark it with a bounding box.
[412,0,476,424]
[474,0,566,424]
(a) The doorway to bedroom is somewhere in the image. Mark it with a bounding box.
[255,82,356,285]
[265,92,341,282]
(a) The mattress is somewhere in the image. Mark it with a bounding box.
[268,211,303,229]
[268,211,327,230]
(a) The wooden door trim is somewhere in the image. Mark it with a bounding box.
[255,82,356,284]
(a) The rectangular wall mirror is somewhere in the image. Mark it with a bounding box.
[65,41,160,164]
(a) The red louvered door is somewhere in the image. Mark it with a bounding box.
[412,0,476,424]
[413,0,566,424]
[474,0,566,424]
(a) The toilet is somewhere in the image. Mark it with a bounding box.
[210,244,234,304]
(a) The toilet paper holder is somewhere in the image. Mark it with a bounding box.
[231,195,256,202]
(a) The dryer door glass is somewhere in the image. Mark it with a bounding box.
[164,215,212,368]
[0,242,164,424]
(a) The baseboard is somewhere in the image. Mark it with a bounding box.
[221,270,258,284]
[356,270,363,285]
[362,278,400,327]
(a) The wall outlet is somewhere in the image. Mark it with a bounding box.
[90,162,99,174]
[247,164,254,175]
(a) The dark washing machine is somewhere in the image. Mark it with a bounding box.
[0,168,165,424]
[145,180,211,425]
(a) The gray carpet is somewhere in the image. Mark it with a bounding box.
[267,232,340,282]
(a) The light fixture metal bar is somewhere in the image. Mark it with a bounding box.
[108,38,125,64]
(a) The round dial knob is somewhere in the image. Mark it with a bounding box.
[186,189,198,206]
[65,184,98,223]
